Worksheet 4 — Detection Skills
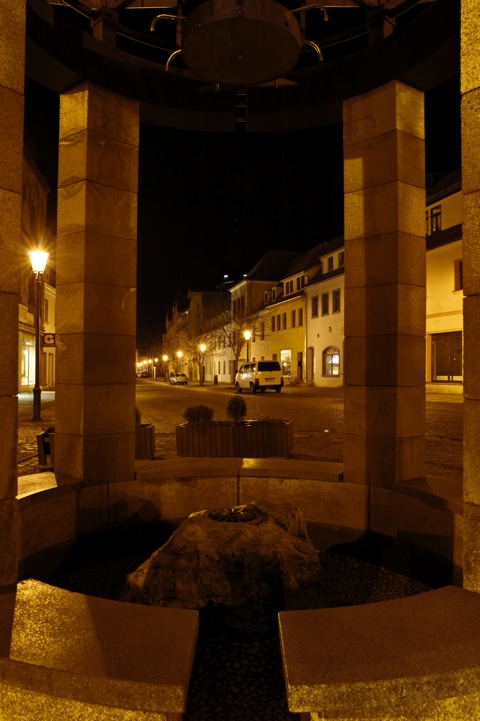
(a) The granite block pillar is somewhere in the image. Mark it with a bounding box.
[343,81,426,488]
[461,1,480,592]
[55,82,139,489]
[0,1,25,589]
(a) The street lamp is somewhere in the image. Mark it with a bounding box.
[199,343,206,386]
[162,354,168,381]
[176,350,183,371]
[29,249,49,421]
[243,330,252,363]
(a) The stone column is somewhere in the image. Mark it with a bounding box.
[461,1,480,592]
[55,83,139,498]
[0,1,25,589]
[343,80,426,487]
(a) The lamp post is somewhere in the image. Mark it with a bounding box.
[176,350,183,372]
[243,330,252,363]
[29,250,49,421]
[162,354,168,381]
[199,343,206,386]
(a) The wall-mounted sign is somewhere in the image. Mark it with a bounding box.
[43,333,56,346]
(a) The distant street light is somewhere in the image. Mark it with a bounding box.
[162,354,168,381]
[243,330,252,363]
[176,350,183,371]
[29,250,49,421]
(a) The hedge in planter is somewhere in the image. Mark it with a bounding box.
[176,402,293,458]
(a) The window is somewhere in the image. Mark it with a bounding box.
[323,346,340,377]
[339,251,344,268]
[276,315,281,331]
[311,296,319,318]
[327,256,334,272]
[454,259,463,291]
[428,205,442,234]
[271,316,276,332]
[272,288,277,301]
[264,291,269,304]
[282,313,287,329]
[298,308,303,326]
[332,289,341,313]
[286,280,293,294]
[291,310,296,327]
[431,331,462,382]
[296,277,301,290]
[321,292,329,316]
[280,349,292,377]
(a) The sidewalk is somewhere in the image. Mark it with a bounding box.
[18,392,55,477]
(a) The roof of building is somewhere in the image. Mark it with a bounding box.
[246,249,298,281]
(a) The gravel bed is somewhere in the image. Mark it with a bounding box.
[49,533,431,721]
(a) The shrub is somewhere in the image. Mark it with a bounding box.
[226,395,247,423]
[183,404,214,426]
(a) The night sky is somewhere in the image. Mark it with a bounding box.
[24,74,461,346]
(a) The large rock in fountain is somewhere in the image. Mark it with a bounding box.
[122,501,322,632]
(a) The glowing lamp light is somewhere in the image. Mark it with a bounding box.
[29,250,49,275]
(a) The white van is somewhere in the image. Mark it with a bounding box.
[235,360,284,393]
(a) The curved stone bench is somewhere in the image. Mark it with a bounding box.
[0,579,199,720]
[279,585,480,720]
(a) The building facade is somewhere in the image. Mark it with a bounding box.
[162,171,463,392]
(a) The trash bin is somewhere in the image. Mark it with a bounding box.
[214,375,218,385]
[37,429,55,466]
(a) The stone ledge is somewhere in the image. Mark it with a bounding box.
[134,457,344,483]
[0,579,198,718]
[279,585,480,719]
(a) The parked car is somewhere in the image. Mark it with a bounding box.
[170,372,188,385]
[137,368,149,378]
[235,360,283,393]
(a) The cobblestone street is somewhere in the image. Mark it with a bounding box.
[17,384,463,484]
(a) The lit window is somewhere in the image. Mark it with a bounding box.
[323,346,340,376]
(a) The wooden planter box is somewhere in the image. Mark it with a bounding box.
[135,423,155,460]
[176,420,293,458]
